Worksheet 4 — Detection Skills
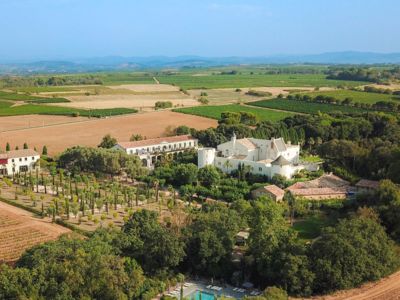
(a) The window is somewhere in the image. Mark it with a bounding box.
[259,167,262,171]
[25,157,28,161]
[189,142,191,146]
[130,150,133,154]
[19,158,22,162]
[12,159,14,162]
[19,165,28,172]
[32,157,34,160]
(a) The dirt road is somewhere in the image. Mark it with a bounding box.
[297,271,400,300]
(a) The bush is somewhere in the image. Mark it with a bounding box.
[155,101,173,110]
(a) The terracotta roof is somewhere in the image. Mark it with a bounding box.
[264,185,285,197]
[6,149,39,159]
[117,135,196,149]
[356,179,380,190]
[290,187,348,196]
[287,173,350,191]
[271,155,291,166]
[237,138,257,150]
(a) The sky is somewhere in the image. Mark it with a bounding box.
[0,0,399,61]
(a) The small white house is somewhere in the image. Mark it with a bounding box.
[0,149,40,176]
[198,133,317,179]
[114,135,198,168]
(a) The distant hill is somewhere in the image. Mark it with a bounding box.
[0,52,400,74]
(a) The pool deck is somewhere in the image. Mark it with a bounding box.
[165,280,259,299]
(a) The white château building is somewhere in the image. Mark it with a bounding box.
[0,149,40,176]
[114,135,198,168]
[198,133,314,179]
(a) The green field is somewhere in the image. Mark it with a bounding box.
[100,73,156,85]
[173,104,294,122]
[303,89,400,105]
[0,91,71,103]
[157,74,367,89]
[26,98,71,104]
[10,86,81,93]
[0,102,137,117]
[248,99,368,114]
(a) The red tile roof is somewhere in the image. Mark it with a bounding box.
[254,185,285,198]
[356,179,380,190]
[290,187,348,196]
[117,135,197,149]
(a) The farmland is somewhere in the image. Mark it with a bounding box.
[156,74,367,89]
[0,111,217,155]
[0,102,137,117]
[173,104,295,121]
[0,200,70,263]
[248,99,368,114]
[302,89,400,105]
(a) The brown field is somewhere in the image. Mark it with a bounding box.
[56,93,197,109]
[0,111,217,155]
[0,201,70,263]
[38,83,198,110]
[296,270,400,300]
[0,114,87,132]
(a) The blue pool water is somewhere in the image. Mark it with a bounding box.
[188,290,216,300]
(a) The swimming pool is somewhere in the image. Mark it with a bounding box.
[188,290,216,300]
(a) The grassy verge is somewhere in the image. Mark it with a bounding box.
[173,104,294,122]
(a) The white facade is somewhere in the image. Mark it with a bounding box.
[198,134,309,179]
[114,135,198,168]
[0,149,40,176]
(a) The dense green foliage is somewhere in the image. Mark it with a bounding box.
[58,146,145,176]
[327,66,400,84]
[310,217,398,293]
[155,101,173,110]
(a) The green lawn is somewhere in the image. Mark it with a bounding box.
[248,99,368,114]
[173,104,294,122]
[302,89,400,105]
[157,74,367,89]
[293,214,333,241]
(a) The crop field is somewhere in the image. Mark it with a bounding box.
[174,104,295,122]
[248,99,368,114]
[0,201,70,263]
[0,111,217,155]
[0,102,137,117]
[302,89,400,104]
[9,84,197,110]
[157,74,367,89]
